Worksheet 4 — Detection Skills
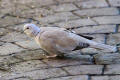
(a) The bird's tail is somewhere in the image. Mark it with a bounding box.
[88,40,117,52]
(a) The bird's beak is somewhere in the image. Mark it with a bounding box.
[21,29,26,33]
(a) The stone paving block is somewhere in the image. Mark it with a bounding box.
[108,0,120,7]
[0,69,12,76]
[0,56,22,65]
[0,42,5,46]
[15,40,40,49]
[93,16,120,25]
[1,0,55,18]
[73,25,116,34]
[1,0,55,9]
[0,16,26,27]
[56,18,97,28]
[5,68,67,80]
[0,71,14,80]
[0,28,10,36]
[8,21,40,32]
[16,0,55,5]
[0,56,22,71]
[81,48,101,55]
[25,68,67,79]
[13,49,46,61]
[0,70,33,80]
[47,75,88,80]
[0,0,30,14]
[107,33,120,45]
[0,43,25,55]
[8,24,25,32]
[64,53,93,63]
[73,7,119,17]
[104,64,120,74]
[11,60,47,73]
[118,25,120,32]
[1,73,24,80]
[86,34,105,43]
[37,12,79,24]
[92,76,120,80]
[0,4,30,16]
[12,77,30,80]
[0,14,3,18]
[43,59,81,67]
[20,0,55,7]
[0,32,30,42]
[50,3,78,12]
[56,0,83,3]
[0,0,13,14]
[109,75,120,80]
[94,53,120,64]
[42,55,92,67]
[63,65,103,75]
[0,0,54,18]
[11,7,54,19]
[107,33,120,51]
[75,0,108,9]
[91,76,109,80]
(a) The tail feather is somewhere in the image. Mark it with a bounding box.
[78,34,94,40]
[88,40,117,52]
[77,35,117,52]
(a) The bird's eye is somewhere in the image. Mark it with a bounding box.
[26,27,29,29]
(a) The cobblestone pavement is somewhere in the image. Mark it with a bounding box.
[0,0,120,80]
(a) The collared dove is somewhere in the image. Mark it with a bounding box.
[23,24,117,58]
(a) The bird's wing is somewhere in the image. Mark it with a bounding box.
[54,32,90,53]
[40,27,94,40]
[39,30,90,53]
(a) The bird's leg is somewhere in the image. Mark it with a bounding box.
[46,54,57,58]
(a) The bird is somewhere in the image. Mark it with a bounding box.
[23,23,117,58]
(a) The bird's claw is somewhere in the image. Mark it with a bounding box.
[46,55,57,58]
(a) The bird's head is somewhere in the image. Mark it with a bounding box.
[23,23,40,37]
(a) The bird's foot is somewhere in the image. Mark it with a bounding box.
[46,55,57,58]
